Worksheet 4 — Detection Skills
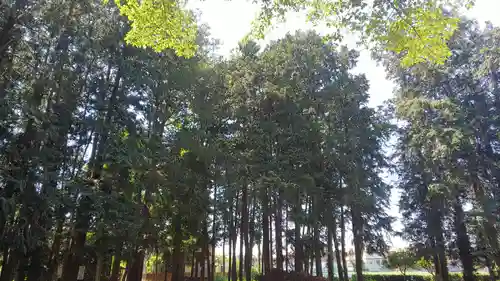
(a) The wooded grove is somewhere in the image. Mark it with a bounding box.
[0,2,499,281]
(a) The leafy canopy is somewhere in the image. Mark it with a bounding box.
[105,0,473,66]
[104,0,197,57]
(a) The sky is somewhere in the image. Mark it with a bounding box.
[187,0,500,252]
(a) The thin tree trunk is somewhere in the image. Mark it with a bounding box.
[327,221,335,281]
[244,188,253,281]
[201,255,205,281]
[285,209,289,271]
[191,251,195,278]
[122,262,129,281]
[222,238,226,275]
[294,191,303,273]
[257,244,261,274]
[205,222,211,281]
[340,207,348,281]
[231,195,238,281]
[239,185,245,281]
[3,251,21,281]
[231,232,237,281]
[212,184,217,281]
[228,234,232,281]
[453,196,474,281]
[110,242,123,281]
[262,187,271,274]
[275,190,283,271]
[332,217,344,281]
[351,207,363,281]
[195,257,199,278]
[172,215,184,281]
[314,224,322,276]
[429,197,449,281]
[46,216,65,281]
[471,178,500,268]
[95,253,104,281]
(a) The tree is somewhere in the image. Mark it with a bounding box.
[0,2,397,281]
[389,18,500,281]
[416,257,435,278]
[384,249,417,278]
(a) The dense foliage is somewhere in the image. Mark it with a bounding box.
[106,0,471,67]
[2,1,500,281]
[0,2,392,281]
[390,19,500,281]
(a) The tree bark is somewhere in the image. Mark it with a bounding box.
[228,234,232,281]
[275,190,284,271]
[1,250,20,281]
[244,188,253,281]
[327,224,335,281]
[211,184,217,281]
[262,187,271,274]
[314,223,322,276]
[453,196,474,281]
[294,191,303,273]
[429,197,449,281]
[351,207,364,281]
[110,242,123,281]
[172,215,184,281]
[340,207,348,281]
[222,238,226,275]
[333,217,344,281]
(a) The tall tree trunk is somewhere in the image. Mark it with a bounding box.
[327,224,335,281]
[314,223,322,276]
[195,257,200,278]
[275,190,283,271]
[351,207,364,281]
[332,217,344,281]
[191,251,195,277]
[211,184,217,281]
[471,178,500,268]
[269,210,273,269]
[429,198,449,281]
[294,191,303,273]
[285,209,289,271]
[201,255,205,281]
[239,185,245,281]
[453,196,474,281]
[46,215,64,281]
[172,215,184,281]
[228,234,232,281]
[95,253,104,281]
[257,243,261,274]
[222,238,226,275]
[1,250,20,281]
[16,256,27,281]
[262,187,271,274]
[231,232,237,281]
[340,207,348,281]
[205,222,211,281]
[231,195,238,281]
[244,188,253,281]
[110,242,123,281]
[127,248,144,281]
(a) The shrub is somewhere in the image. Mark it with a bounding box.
[260,269,328,281]
[351,273,491,281]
